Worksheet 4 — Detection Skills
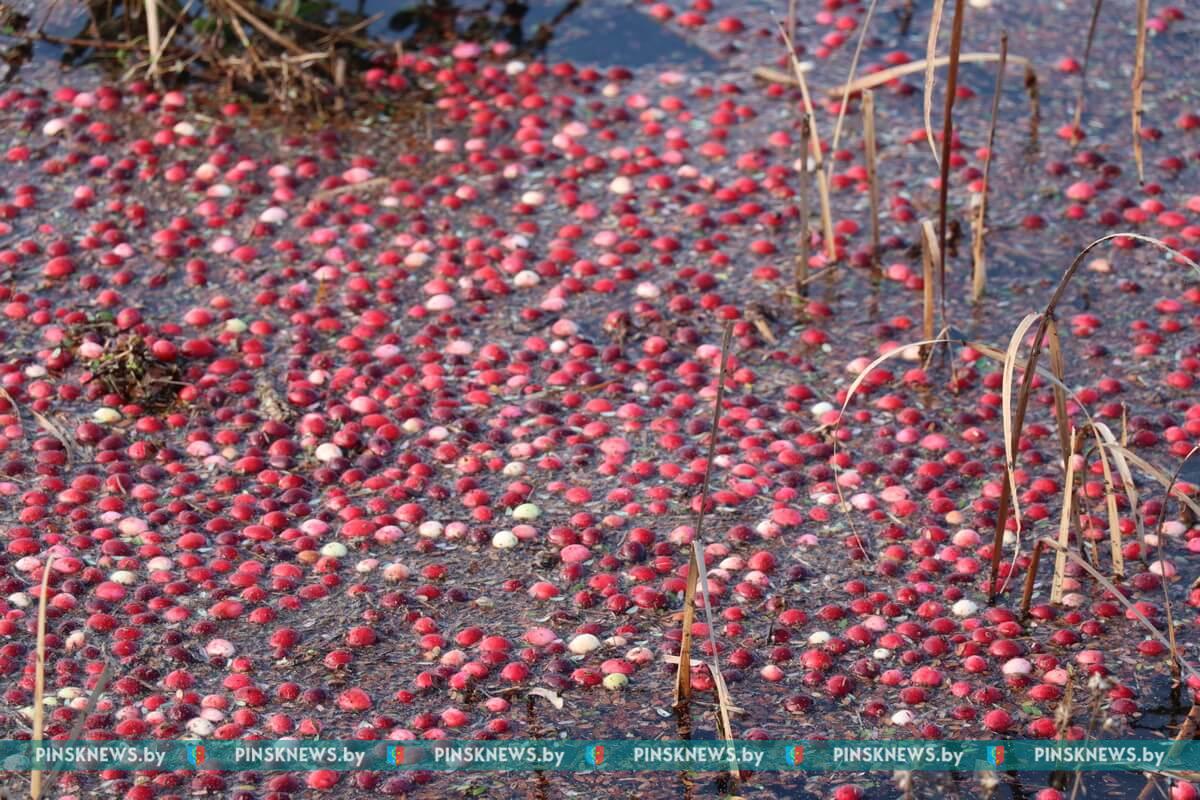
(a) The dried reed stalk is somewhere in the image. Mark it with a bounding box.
[1069,0,1104,145]
[796,118,812,303]
[779,24,838,262]
[863,90,881,275]
[1132,0,1148,183]
[829,0,880,157]
[920,221,939,351]
[972,34,1006,302]
[935,0,966,328]
[145,0,162,78]
[923,0,947,163]
[674,323,734,707]
[1050,430,1078,605]
[30,554,53,799]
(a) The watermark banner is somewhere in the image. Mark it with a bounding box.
[0,740,1194,771]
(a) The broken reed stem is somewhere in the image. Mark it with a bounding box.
[1025,63,1041,144]
[796,118,812,304]
[673,322,734,708]
[919,221,938,354]
[1132,0,1148,183]
[1167,701,1200,765]
[145,0,162,79]
[815,173,837,263]
[1070,0,1104,146]
[972,34,1006,302]
[936,0,966,332]
[30,552,53,800]
[779,23,838,263]
[862,90,881,277]
[1019,538,1046,619]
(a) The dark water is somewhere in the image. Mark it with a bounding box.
[360,0,720,68]
[0,0,718,78]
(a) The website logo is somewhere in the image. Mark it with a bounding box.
[787,745,805,767]
[586,745,605,768]
[187,744,206,768]
[388,746,405,766]
[987,746,1005,767]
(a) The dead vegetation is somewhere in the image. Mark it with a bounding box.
[69,321,184,412]
[11,0,393,111]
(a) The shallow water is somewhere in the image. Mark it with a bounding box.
[0,1,1199,800]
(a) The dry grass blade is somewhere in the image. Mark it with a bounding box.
[987,312,1041,601]
[1050,430,1078,605]
[840,338,951,414]
[835,329,1088,582]
[1035,536,1200,683]
[1069,0,1104,146]
[1100,443,1200,519]
[838,329,1154,602]
[863,90,881,276]
[752,66,797,85]
[972,34,1006,302]
[0,385,21,427]
[30,554,53,800]
[31,409,74,466]
[920,221,939,349]
[986,231,1200,600]
[923,0,947,164]
[828,0,880,159]
[779,23,838,262]
[692,538,739,781]
[1153,446,1199,686]
[1132,0,1148,183]
[1083,424,1127,578]
[314,176,390,201]
[832,335,975,562]
[1045,318,1072,471]
[827,53,1030,95]
[966,340,1131,586]
[673,323,734,707]
[935,0,966,328]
